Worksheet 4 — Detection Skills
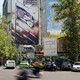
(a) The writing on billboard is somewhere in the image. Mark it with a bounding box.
[43,37,57,56]
[12,0,39,45]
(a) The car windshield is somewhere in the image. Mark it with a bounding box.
[63,61,70,65]
[8,62,14,63]
[74,63,80,65]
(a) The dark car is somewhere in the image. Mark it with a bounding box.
[61,61,72,70]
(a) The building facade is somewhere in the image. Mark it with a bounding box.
[3,0,12,31]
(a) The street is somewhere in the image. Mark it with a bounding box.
[0,67,80,80]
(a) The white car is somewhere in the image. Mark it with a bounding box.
[72,62,80,71]
[5,60,16,69]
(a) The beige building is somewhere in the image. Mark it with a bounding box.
[57,37,64,53]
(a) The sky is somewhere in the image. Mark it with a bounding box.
[0,0,4,16]
[46,0,62,34]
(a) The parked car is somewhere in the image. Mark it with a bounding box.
[5,60,16,69]
[72,62,80,71]
[19,61,32,69]
[61,61,72,70]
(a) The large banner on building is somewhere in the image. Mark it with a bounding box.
[12,0,39,45]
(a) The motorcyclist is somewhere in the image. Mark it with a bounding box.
[45,58,51,70]
[44,58,56,71]
[16,58,31,80]
[16,69,30,80]
[32,61,40,76]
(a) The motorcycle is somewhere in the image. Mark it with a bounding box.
[30,67,41,77]
[15,68,41,80]
[45,61,56,71]
[16,61,43,79]
[29,61,44,77]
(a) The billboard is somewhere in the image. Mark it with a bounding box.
[43,37,57,56]
[12,0,39,45]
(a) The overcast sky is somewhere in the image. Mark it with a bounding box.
[0,0,4,16]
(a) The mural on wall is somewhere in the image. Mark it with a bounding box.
[12,0,39,45]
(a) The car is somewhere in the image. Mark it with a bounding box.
[5,60,16,69]
[61,61,72,70]
[19,61,32,69]
[72,62,80,71]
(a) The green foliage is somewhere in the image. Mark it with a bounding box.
[47,33,65,38]
[0,16,8,30]
[34,44,43,53]
[0,16,17,58]
[52,0,80,60]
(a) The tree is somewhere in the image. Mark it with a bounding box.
[33,44,43,53]
[52,0,80,60]
[0,16,17,58]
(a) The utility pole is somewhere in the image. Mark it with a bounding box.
[39,0,42,45]
[39,0,47,45]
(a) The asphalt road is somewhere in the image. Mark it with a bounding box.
[0,66,80,80]
[0,66,17,80]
